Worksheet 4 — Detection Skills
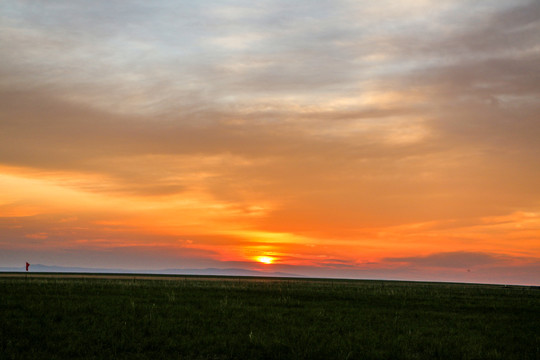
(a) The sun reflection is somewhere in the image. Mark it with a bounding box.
[256,256,274,264]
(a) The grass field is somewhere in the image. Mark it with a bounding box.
[1,274,538,359]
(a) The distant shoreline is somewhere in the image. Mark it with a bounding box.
[0,272,290,282]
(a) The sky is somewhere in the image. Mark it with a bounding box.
[1,0,539,285]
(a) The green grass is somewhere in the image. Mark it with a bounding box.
[1,275,538,359]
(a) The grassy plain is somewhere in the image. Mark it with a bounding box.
[0,274,538,359]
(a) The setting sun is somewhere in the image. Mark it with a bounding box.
[256,256,274,265]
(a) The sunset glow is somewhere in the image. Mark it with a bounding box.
[256,257,275,265]
[1,1,539,285]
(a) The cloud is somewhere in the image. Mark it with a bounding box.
[385,251,504,269]
[25,232,49,240]
[2,81,539,235]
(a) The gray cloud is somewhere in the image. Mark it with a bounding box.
[3,0,538,116]
[385,251,503,269]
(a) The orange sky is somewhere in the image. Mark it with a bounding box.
[1,1,539,284]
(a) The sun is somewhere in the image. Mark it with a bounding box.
[256,256,274,265]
